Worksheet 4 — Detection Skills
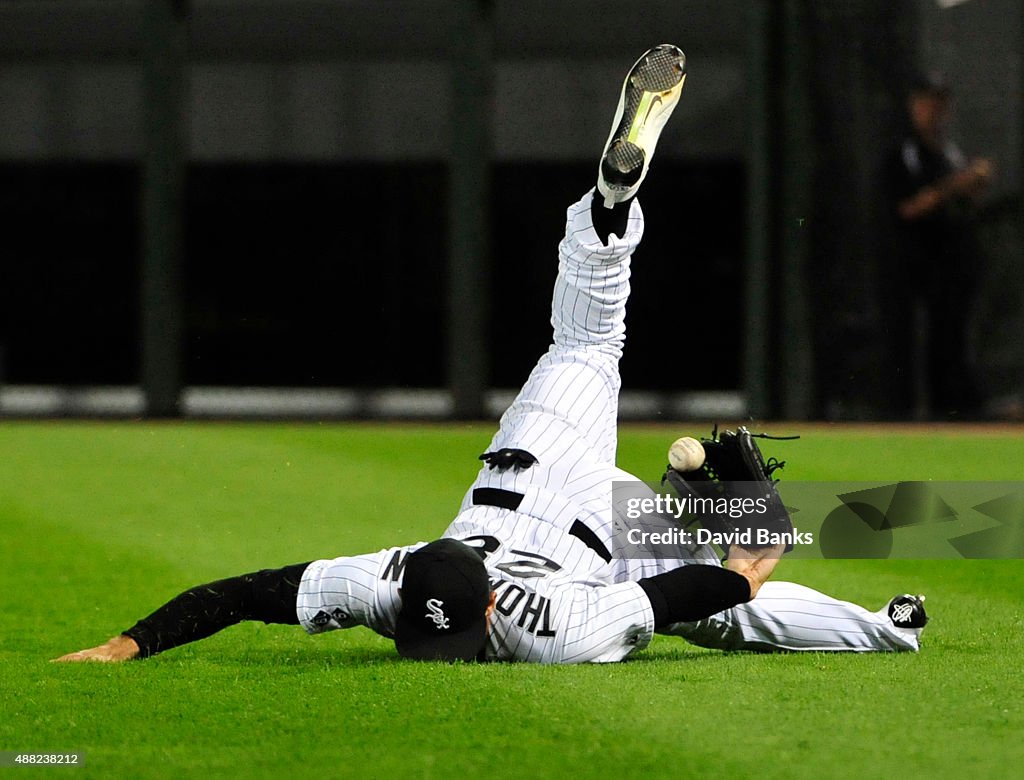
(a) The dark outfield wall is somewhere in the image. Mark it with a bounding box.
[0,160,743,391]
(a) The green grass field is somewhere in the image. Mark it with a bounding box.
[2,422,1022,778]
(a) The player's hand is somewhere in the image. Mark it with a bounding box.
[52,634,140,663]
[725,544,784,600]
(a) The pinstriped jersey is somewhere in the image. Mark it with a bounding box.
[448,505,654,662]
[295,504,655,663]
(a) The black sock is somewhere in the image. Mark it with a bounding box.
[590,190,633,245]
[638,565,751,629]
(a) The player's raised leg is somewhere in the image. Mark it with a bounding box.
[485,45,687,465]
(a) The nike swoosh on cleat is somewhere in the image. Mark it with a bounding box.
[641,94,664,126]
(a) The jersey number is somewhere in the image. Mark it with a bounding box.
[460,535,562,580]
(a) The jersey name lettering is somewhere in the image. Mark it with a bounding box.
[381,549,407,582]
[494,581,556,638]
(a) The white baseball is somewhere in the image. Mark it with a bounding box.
[668,436,705,472]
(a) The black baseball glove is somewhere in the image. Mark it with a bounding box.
[662,426,797,555]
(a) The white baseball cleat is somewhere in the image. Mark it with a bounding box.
[597,44,687,208]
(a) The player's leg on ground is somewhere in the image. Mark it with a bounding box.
[659,580,921,652]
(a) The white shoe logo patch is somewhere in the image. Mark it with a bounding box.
[891,603,915,623]
[425,598,450,630]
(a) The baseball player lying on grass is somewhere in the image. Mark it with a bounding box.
[57,45,927,666]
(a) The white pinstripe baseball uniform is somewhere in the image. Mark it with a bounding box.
[297,191,921,661]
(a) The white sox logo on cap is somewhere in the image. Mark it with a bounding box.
[394,538,489,660]
[425,598,450,630]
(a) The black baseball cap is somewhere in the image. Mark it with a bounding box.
[394,538,491,661]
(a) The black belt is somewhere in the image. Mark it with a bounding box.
[472,487,612,563]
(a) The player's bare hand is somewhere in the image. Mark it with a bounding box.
[52,634,140,663]
[725,544,784,600]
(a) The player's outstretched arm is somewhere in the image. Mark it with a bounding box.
[52,562,311,663]
[636,544,784,630]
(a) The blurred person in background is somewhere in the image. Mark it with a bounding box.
[880,72,994,419]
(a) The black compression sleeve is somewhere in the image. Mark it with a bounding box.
[122,562,312,658]
[590,190,634,245]
[637,565,751,629]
